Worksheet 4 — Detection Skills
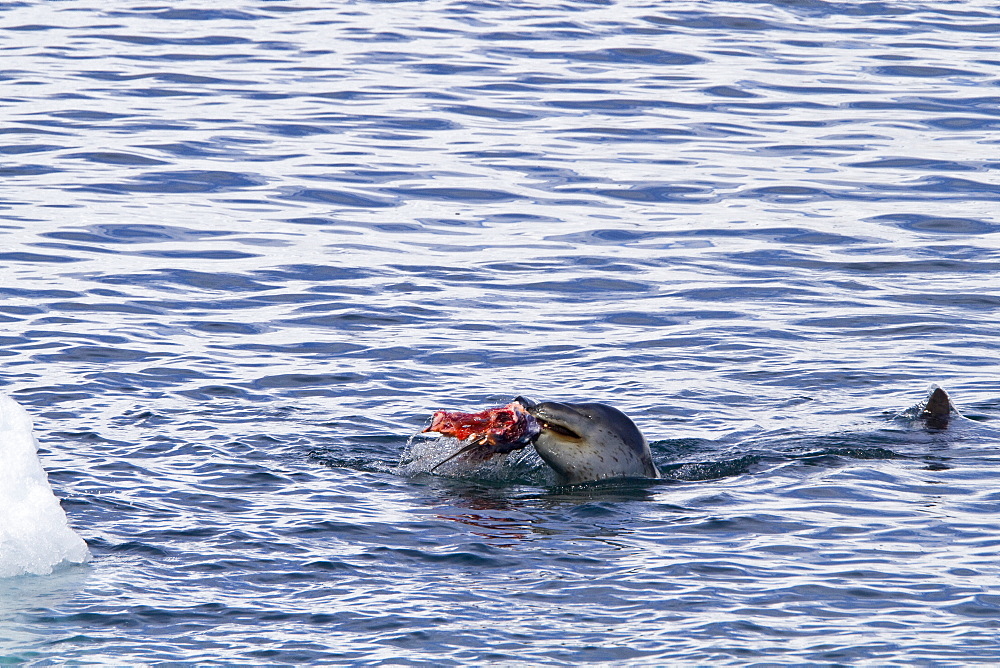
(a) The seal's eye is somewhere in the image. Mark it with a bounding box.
[541,421,581,439]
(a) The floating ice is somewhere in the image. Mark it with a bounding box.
[0,395,90,577]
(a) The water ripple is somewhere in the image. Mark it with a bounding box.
[1,0,999,664]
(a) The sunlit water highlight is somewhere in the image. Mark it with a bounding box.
[1,0,999,663]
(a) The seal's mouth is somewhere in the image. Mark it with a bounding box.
[513,396,582,441]
[537,420,581,440]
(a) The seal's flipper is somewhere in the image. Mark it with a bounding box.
[920,386,955,429]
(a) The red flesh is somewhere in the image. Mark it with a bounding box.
[423,401,538,447]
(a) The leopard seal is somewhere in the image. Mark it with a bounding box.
[514,396,660,484]
[918,386,958,430]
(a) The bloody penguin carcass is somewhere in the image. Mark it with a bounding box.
[423,400,540,452]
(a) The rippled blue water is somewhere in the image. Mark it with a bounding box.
[2,0,1000,663]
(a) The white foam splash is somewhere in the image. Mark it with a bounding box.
[0,395,90,577]
[396,432,540,480]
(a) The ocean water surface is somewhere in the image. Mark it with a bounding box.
[2,0,1000,663]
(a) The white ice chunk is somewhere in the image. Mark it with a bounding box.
[0,395,90,577]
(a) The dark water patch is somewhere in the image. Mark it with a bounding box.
[105,8,262,21]
[726,250,1000,275]
[141,140,278,160]
[284,520,382,539]
[545,97,703,114]
[751,143,862,157]
[642,14,780,32]
[505,47,705,66]
[5,24,60,32]
[777,230,865,245]
[32,242,117,256]
[48,301,163,316]
[362,545,518,570]
[547,226,864,247]
[633,331,741,353]
[198,469,293,490]
[674,512,807,536]
[389,187,521,202]
[35,242,250,260]
[906,176,1000,197]
[0,164,62,177]
[250,373,368,391]
[874,65,986,78]
[376,117,459,132]
[794,447,906,467]
[346,345,433,362]
[63,151,170,166]
[178,384,260,402]
[120,87,218,98]
[760,83,869,96]
[441,105,536,121]
[495,277,655,297]
[283,216,338,226]
[9,389,93,405]
[651,438,719,459]
[0,126,71,137]
[278,187,398,208]
[795,314,952,330]
[229,341,368,358]
[0,143,62,155]
[672,286,821,302]
[736,185,834,203]
[602,312,679,327]
[342,31,413,44]
[660,455,767,482]
[47,110,134,122]
[0,305,42,318]
[0,285,83,302]
[94,269,278,292]
[481,260,569,274]
[281,309,433,331]
[580,184,716,203]
[703,85,760,98]
[130,297,276,312]
[386,264,488,284]
[77,71,250,86]
[408,63,496,76]
[915,20,1000,35]
[78,170,266,194]
[182,320,263,336]
[33,346,171,364]
[923,117,1000,131]
[83,34,254,47]
[887,293,1000,309]
[0,335,30,353]
[868,213,998,235]
[131,249,260,260]
[560,127,696,143]
[259,123,332,137]
[125,366,213,384]
[848,157,981,172]
[298,169,417,186]
[103,541,172,558]
[0,251,84,264]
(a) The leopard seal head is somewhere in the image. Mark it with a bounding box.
[514,397,660,484]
